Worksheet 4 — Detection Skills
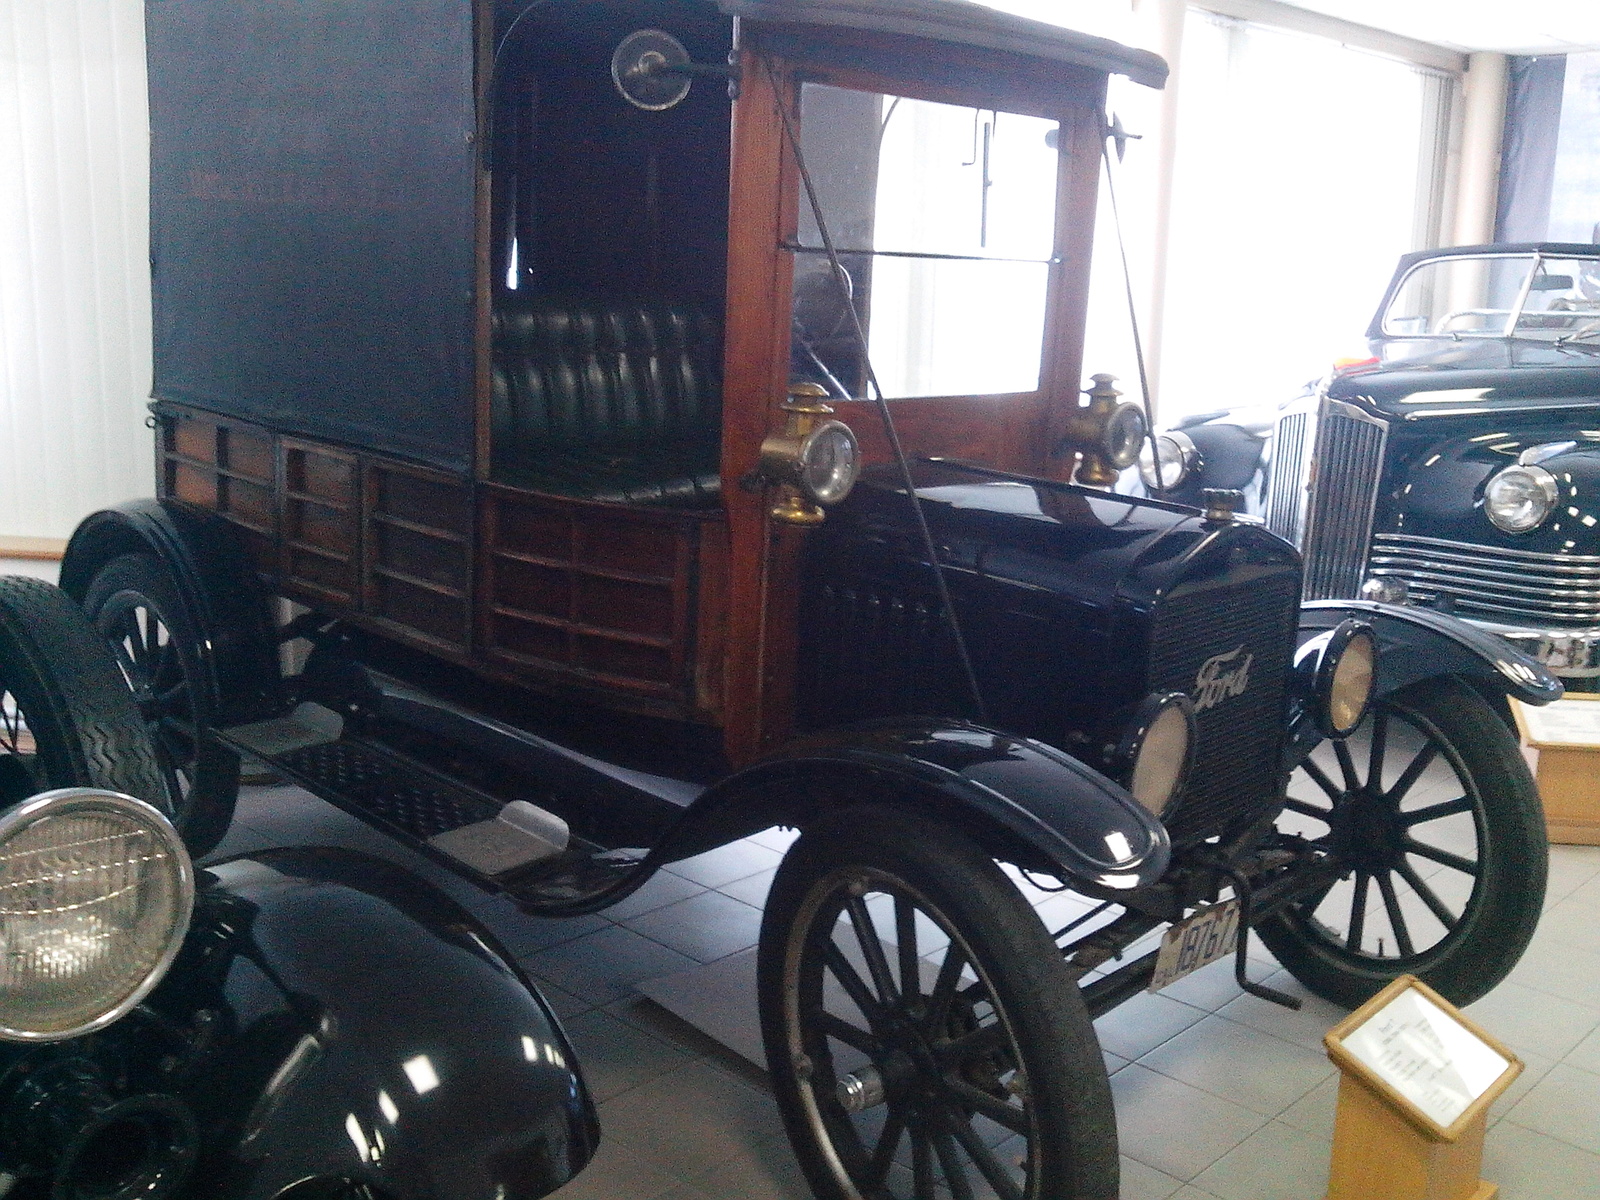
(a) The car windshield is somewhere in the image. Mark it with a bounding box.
[1381,253,1600,340]
[788,83,1061,399]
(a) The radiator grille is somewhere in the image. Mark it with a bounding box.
[1369,534,1600,626]
[1301,405,1389,600]
[1265,410,1310,546]
[1150,566,1301,840]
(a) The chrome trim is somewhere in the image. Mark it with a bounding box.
[1469,618,1600,678]
[1369,533,1600,626]
[1371,533,1600,567]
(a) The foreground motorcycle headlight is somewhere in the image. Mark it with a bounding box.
[0,789,193,1042]
[1115,692,1196,816]
[1137,431,1198,491]
[1298,620,1377,738]
[1483,464,1558,534]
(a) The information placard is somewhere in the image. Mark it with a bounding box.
[1515,694,1600,749]
[1325,974,1522,1142]
[1339,987,1509,1130]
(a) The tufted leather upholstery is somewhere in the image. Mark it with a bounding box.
[491,297,723,505]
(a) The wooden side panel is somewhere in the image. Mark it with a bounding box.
[364,461,473,654]
[481,487,702,708]
[157,406,276,564]
[281,439,359,605]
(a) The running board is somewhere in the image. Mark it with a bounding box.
[220,707,630,904]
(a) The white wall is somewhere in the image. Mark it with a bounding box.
[0,0,151,540]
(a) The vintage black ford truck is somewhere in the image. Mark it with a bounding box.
[49,3,1560,1198]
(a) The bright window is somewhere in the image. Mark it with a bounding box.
[1148,12,1453,419]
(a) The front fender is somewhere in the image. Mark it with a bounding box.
[160,848,597,1200]
[1299,599,1562,704]
[60,500,282,725]
[662,719,1171,892]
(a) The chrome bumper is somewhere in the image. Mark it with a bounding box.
[1471,618,1600,678]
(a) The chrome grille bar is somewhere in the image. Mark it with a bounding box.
[1370,533,1600,625]
[1301,399,1389,600]
[1265,408,1310,546]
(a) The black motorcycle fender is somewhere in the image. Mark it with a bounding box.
[59,499,283,725]
[661,719,1172,892]
[1299,599,1563,705]
[165,848,598,1200]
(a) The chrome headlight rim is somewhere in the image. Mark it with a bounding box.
[1311,620,1378,739]
[796,419,861,507]
[1483,463,1559,534]
[1113,691,1196,817]
[0,788,194,1044]
[1137,430,1199,491]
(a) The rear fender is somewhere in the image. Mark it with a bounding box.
[164,848,598,1200]
[661,720,1171,892]
[60,500,283,724]
[1299,599,1562,706]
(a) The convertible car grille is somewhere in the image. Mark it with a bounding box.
[1369,533,1600,626]
[1265,400,1388,600]
[1265,410,1310,546]
[1149,566,1300,841]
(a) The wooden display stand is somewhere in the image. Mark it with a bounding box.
[1323,975,1521,1200]
[1512,693,1600,845]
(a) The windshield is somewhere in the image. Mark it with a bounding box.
[1381,253,1600,340]
[789,83,1060,399]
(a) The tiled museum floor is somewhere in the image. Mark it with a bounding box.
[209,783,1600,1200]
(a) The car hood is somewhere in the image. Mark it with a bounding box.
[1330,339,1600,417]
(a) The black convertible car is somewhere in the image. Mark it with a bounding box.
[1137,242,1600,692]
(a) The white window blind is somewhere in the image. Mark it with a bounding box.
[1,0,151,540]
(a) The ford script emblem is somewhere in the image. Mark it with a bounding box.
[1194,646,1253,712]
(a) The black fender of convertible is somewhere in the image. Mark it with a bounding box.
[59,499,283,724]
[661,719,1172,892]
[1299,599,1563,705]
[162,847,598,1200]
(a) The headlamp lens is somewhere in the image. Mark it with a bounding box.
[1483,464,1558,534]
[798,421,860,507]
[1126,696,1194,815]
[1137,433,1194,491]
[0,790,192,1041]
[1326,629,1376,737]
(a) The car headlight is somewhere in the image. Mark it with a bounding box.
[1483,464,1558,533]
[1114,692,1195,816]
[0,789,193,1042]
[1296,620,1377,739]
[1137,431,1199,491]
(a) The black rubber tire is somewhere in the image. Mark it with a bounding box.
[1257,676,1546,1008]
[0,576,171,810]
[82,553,240,858]
[759,805,1118,1200]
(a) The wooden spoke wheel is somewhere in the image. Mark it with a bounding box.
[1259,676,1546,1007]
[759,805,1118,1200]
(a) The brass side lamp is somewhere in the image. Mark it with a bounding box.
[758,383,861,525]
[1058,373,1147,487]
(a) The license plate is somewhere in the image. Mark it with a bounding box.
[1149,900,1241,993]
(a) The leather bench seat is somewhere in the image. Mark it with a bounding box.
[491,298,723,507]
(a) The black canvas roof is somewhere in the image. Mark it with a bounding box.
[718,0,1168,88]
